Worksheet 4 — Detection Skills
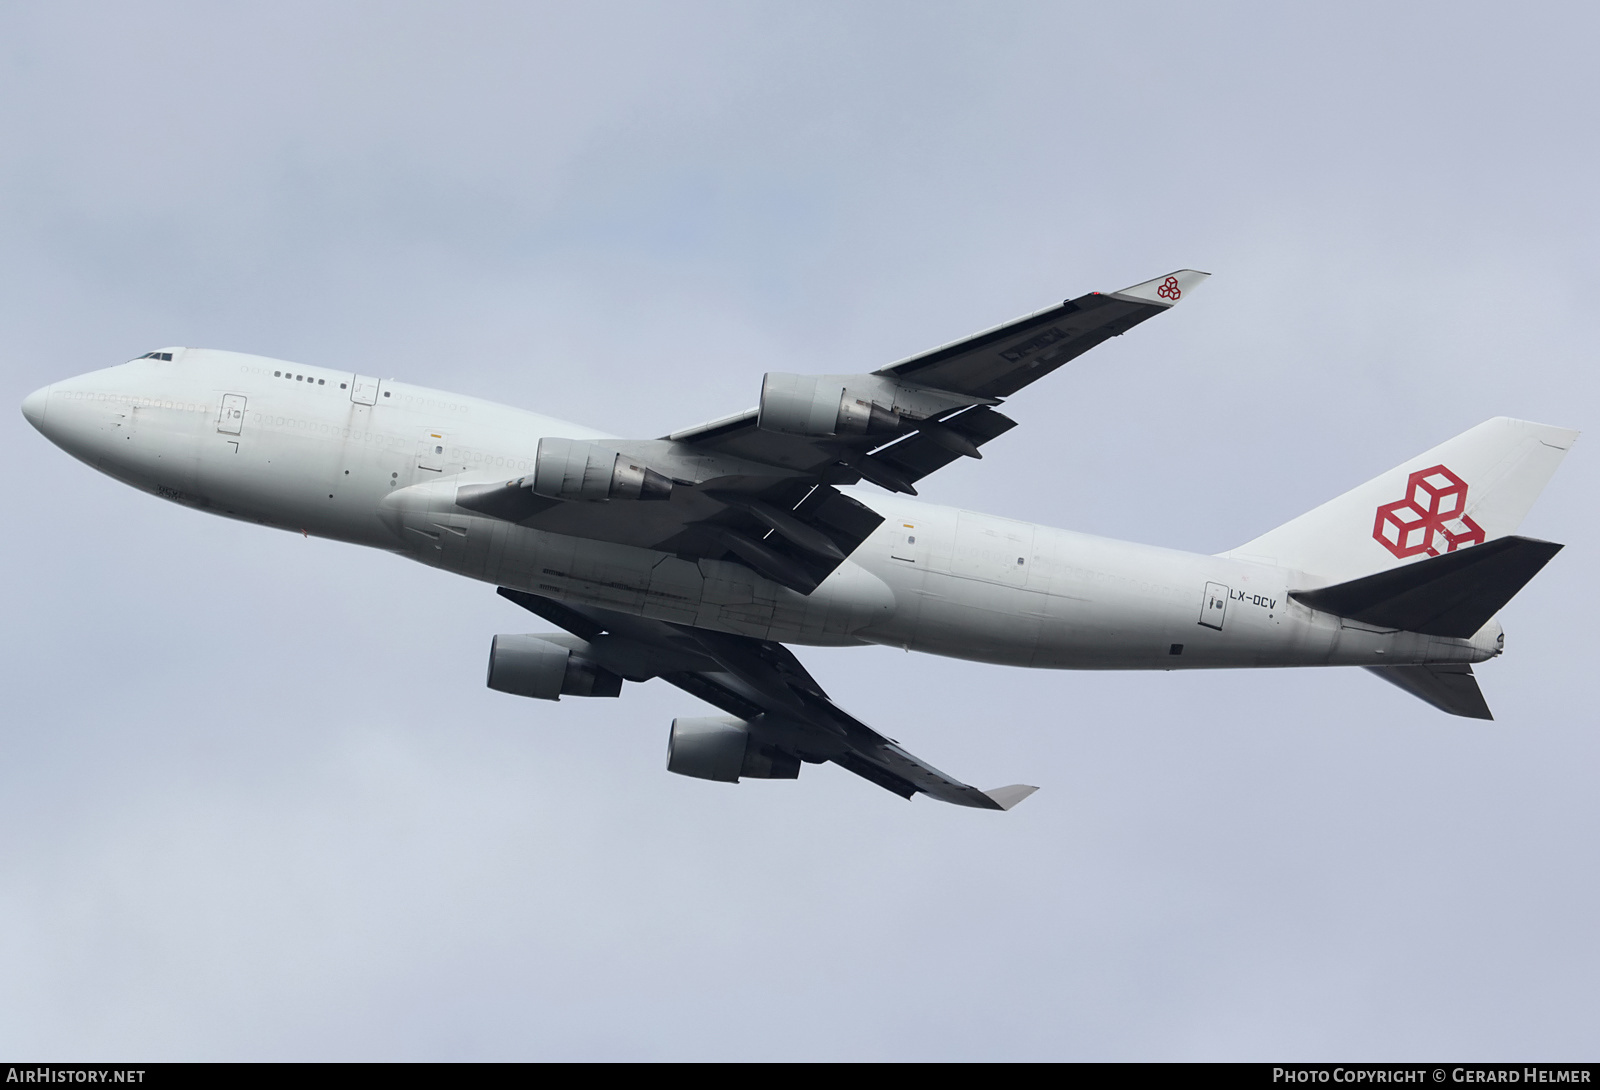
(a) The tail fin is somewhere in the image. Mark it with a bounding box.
[1223,417,1578,582]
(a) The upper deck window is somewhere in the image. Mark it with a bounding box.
[272,370,328,386]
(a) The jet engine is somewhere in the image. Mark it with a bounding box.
[757,373,901,437]
[531,437,673,501]
[665,716,801,782]
[486,633,623,700]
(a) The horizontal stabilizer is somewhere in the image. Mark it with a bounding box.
[1291,535,1563,637]
[1366,664,1493,720]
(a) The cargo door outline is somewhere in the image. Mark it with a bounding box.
[216,393,246,435]
[1198,582,1228,630]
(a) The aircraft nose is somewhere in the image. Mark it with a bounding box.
[21,384,52,432]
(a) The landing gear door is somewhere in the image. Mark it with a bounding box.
[1198,582,1228,631]
[216,394,246,435]
[350,375,380,406]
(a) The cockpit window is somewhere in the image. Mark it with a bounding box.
[136,352,174,361]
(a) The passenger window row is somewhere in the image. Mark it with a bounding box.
[273,370,328,386]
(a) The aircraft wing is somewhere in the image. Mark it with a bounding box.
[498,587,1038,810]
[668,268,1210,477]
[456,270,1206,597]
[875,269,1209,397]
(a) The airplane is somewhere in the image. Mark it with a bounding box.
[20,270,1578,811]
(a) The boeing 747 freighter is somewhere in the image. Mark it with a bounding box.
[21,271,1576,809]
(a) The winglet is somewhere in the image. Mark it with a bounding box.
[1109,269,1210,308]
[983,784,1040,810]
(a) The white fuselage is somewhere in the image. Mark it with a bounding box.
[24,350,1499,672]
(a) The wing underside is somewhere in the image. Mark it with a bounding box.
[497,587,1037,810]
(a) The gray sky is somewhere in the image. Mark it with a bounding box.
[2,1,1596,1060]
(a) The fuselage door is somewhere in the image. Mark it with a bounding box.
[417,431,446,472]
[350,375,380,406]
[1198,582,1228,630]
[217,393,246,435]
[890,521,921,563]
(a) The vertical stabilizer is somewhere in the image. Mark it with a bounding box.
[1223,418,1578,583]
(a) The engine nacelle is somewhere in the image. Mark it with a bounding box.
[486,634,623,701]
[666,716,801,782]
[532,437,673,501]
[757,373,901,437]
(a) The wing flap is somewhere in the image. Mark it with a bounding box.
[869,406,1018,487]
[655,484,887,596]
[831,750,919,800]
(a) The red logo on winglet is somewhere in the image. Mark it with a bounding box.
[1372,464,1485,559]
[1157,276,1182,301]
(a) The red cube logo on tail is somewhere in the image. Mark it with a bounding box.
[1372,464,1486,559]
